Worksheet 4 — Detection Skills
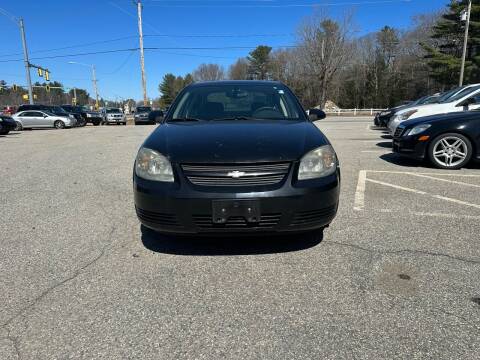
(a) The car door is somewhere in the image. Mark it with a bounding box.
[30,111,50,127]
[18,111,38,127]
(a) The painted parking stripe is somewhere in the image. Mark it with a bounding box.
[368,170,480,177]
[354,170,367,211]
[366,178,480,210]
[406,173,480,188]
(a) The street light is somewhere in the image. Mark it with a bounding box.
[459,0,472,86]
[68,61,100,110]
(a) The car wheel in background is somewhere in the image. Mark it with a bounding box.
[14,121,23,131]
[93,121,101,126]
[54,120,65,129]
[428,133,472,170]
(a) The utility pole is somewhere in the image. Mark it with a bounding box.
[19,18,34,104]
[91,65,100,110]
[73,87,77,105]
[460,0,472,86]
[135,0,148,106]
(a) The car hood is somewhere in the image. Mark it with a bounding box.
[402,111,480,128]
[142,120,330,163]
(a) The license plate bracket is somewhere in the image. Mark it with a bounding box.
[212,200,260,224]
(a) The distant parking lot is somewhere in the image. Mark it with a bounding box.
[1,118,479,359]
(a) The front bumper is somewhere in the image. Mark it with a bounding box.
[105,117,124,123]
[0,120,17,131]
[133,168,340,235]
[392,136,428,159]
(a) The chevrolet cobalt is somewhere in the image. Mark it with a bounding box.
[133,81,340,236]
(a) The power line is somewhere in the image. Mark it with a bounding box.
[144,0,414,7]
[0,45,298,63]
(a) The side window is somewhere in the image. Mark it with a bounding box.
[20,112,34,117]
[31,112,44,117]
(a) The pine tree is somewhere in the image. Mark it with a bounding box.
[423,0,480,86]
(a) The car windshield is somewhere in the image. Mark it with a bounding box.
[106,108,122,113]
[169,83,303,121]
[136,107,151,112]
[441,85,480,103]
[51,106,68,114]
[435,88,461,103]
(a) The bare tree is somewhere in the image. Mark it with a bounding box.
[193,63,225,82]
[228,58,250,80]
[297,12,354,107]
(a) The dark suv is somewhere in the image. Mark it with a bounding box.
[133,81,340,237]
[61,105,102,126]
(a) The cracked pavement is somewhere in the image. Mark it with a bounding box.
[1,119,479,359]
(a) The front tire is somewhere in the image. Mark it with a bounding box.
[54,120,65,129]
[14,121,23,131]
[428,133,472,170]
[0,129,10,135]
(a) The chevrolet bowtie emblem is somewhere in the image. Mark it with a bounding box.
[227,171,246,178]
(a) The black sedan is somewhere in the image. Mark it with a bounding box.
[0,115,17,135]
[133,81,340,236]
[393,111,480,169]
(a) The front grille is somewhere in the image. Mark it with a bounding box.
[290,206,336,226]
[193,213,281,230]
[136,208,180,227]
[181,162,290,187]
[394,126,405,138]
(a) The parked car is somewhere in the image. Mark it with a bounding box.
[102,108,126,125]
[61,105,102,126]
[12,110,75,130]
[148,110,164,124]
[133,80,340,236]
[2,106,16,116]
[16,104,81,125]
[0,114,17,135]
[388,84,480,135]
[375,93,442,127]
[392,110,480,169]
[134,106,153,125]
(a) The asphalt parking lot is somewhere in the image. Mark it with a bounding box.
[1,118,479,359]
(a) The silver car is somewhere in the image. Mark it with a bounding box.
[102,108,126,125]
[12,110,76,130]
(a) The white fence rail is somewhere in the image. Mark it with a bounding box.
[324,108,386,116]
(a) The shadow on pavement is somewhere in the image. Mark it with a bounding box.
[376,141,393,148]
[141,225,323,256]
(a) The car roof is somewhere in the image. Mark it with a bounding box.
[187,80,284,88]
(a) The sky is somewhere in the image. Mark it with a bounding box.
[0,0,448,102]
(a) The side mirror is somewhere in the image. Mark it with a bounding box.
[308,108,326,121]
[43,115,48,118]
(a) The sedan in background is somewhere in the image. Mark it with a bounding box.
[0,115,17,135]
[12,110,76,130]
[393,111,480,169]
[102,108,126,125]
[134,80,339,237]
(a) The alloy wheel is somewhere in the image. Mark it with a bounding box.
[432,136,468,168]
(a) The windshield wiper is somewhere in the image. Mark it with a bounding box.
[168,117,203,122]
[215,116,258,121]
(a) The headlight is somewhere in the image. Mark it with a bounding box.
[380,111,391,116]
[86,113,92,118]
[298,145,337,180]
[399,110,418,120]
[407,124,431,136]
[135,147,174,182]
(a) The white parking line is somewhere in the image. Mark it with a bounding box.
[366,178,427,195]
[406,173,480,188]
[368,170,480,177]
[367,178,480,210]
[354,170,367,211]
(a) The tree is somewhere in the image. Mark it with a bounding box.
[158,73,193,107]
[423,0,480,86]
[228,58,250,80]
[193,63,225,81]
[297,13,353,107]
[247,45,272,80]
